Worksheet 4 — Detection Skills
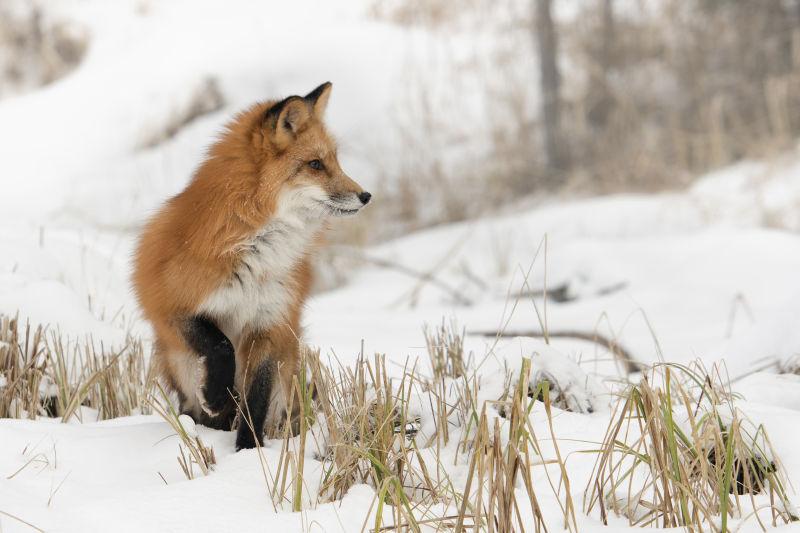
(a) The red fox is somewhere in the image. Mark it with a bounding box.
[133,83,370,449]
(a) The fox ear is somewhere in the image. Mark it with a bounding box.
[264,96,310,149]
[304,82,332,117]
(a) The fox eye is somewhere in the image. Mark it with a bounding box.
[308,159,324,171]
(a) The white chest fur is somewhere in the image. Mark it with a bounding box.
[199,215,318,340]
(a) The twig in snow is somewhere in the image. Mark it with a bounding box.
[513,281,628,303]
[467,328,642,374]
[0,509,46,532]
[328,246,472,307]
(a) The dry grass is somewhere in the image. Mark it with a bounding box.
[0,314,153,421]
[148,384,217,480]
[2,314,797,531]
[584,362,797,532]
[456,360,576,533]
[424,319,467,381]
[303,330,582,531]
[0,1,87,98]
[310,352,437,521]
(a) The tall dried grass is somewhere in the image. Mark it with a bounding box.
[2,314,796,531]
[0,314,152,421]
[585,363,797,532]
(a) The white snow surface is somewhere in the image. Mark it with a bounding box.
[2,0,800,531]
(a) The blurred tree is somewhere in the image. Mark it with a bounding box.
[535,0,569,186]
[586,0,615,130]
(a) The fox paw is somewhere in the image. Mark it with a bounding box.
[235,423,262,451]
[195,357,229,417]
[528,347,603,414]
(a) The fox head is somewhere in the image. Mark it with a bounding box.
[220,82,371,224]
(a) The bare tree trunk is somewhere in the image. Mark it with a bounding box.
[793,0,800,69]
[535,0,568,184]
[600,0,615,74]
[588,0,615,129]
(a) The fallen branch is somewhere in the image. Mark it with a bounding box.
[328,246,473,307]
[468,329,642,374]
[513,281,628,303]
[0,509,45,533]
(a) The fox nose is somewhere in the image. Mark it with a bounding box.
[358,191,372,205]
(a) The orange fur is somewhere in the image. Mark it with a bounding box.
[133,83,368,438]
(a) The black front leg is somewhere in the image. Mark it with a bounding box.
[235,360,275,450]
[182,315,236,419]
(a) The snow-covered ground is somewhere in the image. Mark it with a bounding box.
[2,0,800,531]
[3,151,800,532]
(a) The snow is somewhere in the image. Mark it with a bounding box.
[2,0,800,531]
[4,157,800,532]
